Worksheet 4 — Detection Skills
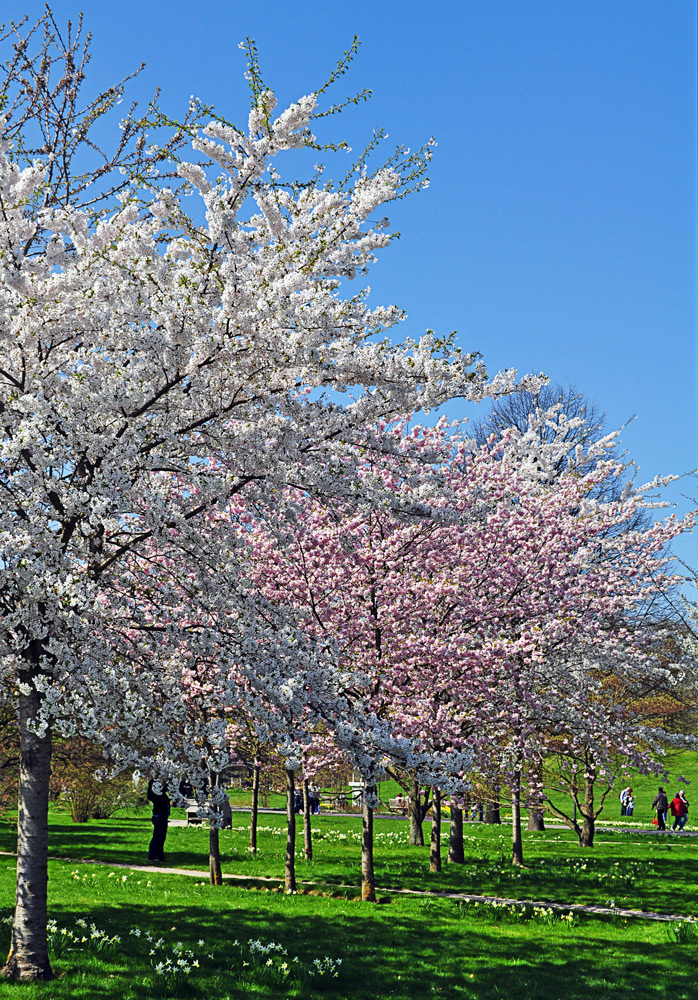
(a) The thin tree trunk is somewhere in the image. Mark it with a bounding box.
[209,826,223,885]
[408,778,425,846]
[579,770,596,847]
[302,779,312,861]
[448,803,465,864]
[527,762,545,830]
[3,684,53,981]
[511,770,525,867]
[249,763,260,854]
[285,769,297,892]
[429,788,442,872]
[361,783,377,901]
[209,771,223,885]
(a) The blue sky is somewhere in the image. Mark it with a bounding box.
[22,0,698,566]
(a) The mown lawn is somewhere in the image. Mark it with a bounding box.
[1,858,698,1000]
[1,804,696,916]
[1,778,697,998]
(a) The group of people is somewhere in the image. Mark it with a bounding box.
[619,785,690,832]
[293,784,321,814]
[651,787,690,832]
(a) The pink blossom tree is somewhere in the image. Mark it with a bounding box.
[244,413,694,871]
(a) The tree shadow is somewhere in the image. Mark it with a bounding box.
[8,891,694,1000]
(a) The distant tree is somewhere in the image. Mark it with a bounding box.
[470,382,649,524]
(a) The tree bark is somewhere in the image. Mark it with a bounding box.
[484,788,501,825]
[209,826,223,885]
[579,771,596,847]
[408,778,425,846]
[511,770,525,867]
[527,806,545,831]
[429,787,442,872]
[285,769,297,892]
[361,783,377,901]
[448,803,465,864]
[249,763,260,855]
[209,772,223,885]
[302,779,312,861]
[3,684,53,981]
[527,761,546,830]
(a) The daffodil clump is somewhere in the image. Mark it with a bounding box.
[231,936,342,989]
[454,899,577,927]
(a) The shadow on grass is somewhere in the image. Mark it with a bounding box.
[1,890,697,1000]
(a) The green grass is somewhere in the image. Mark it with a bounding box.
[1,759,697,999]
[544,749,698,826]
[2,804,696,916]
[1,858,698,1000]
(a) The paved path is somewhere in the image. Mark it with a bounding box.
[175,809,698,836]
[1,849,692,925]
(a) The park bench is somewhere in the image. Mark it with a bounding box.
[184,796,233,828]
[389,797,408,815]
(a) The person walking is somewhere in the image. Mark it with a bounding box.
[147,779,170,862]
[670,790,689,832]
[652,787,669,831]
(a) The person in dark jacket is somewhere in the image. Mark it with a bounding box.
[652,787,668,831]
[147,779,170,861]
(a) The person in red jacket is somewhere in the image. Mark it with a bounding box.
[670,790,689,832]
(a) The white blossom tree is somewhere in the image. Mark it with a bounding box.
[0,13,543,979]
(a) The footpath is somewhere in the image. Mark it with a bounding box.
[175,808,698,837]
[1,848,693,926]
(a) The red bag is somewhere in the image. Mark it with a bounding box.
[651,817,659,826]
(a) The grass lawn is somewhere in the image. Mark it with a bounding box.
[1,803,697,915]
[1,859,698,1000]
[1,801,698,998]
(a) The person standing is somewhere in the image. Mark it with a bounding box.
[619,785,632,816]
[147,779,170,862]
[652,787,669,831]
[670,790,689,832]
[624,793,635,817]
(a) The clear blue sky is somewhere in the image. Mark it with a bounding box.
[21,0,698,566]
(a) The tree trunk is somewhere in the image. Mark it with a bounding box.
[484,789,501,825]
[448,803,465,864]
[209,826,223,885]
[302,779,312,861]
[408,778,425,846]
[429,788,442,872]
[361,783,377,901]
[511,770,525,867]
[527,761,545,830]
[209,771,223,885]
[579,772,596,847]
[3,684,53,981]
[249,763,260,855]
[527,805,545,831]
[285,769,297,892]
